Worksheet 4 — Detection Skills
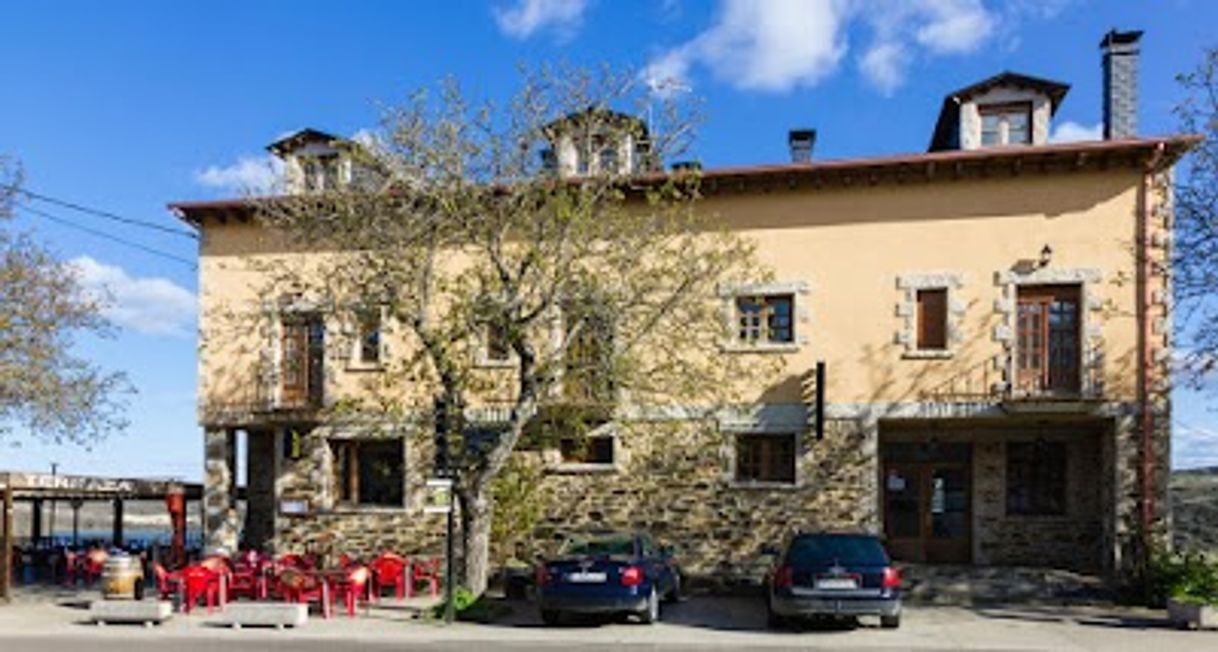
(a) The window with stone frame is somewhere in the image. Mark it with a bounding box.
[735,294,795,345]
[280,312,325,408]
[354,308,382,366]
[485,322,511,363]
[916,288,949,351]
[735,433,796,484]
[559,435,614,465]
[979,102,1032,147]
[330,439,404,507]
[1005,440,1067,516]
[563,299,615,404]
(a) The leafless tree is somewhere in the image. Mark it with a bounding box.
[253,65,777,594]
[0,157,130,446]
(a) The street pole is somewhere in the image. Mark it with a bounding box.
[436,393,456,625]
[444,480,455,624]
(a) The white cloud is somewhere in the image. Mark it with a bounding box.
[647,0,1061,95]
[909,0,994,54]
[193,155,283,195]
[859,42,907,96]
[1050,120,1103,143]
[646,0,848,93]
[68,256,197,338]
[493,0,590,40]
[1175,422,1218,469]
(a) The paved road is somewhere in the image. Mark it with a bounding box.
[0,636,966,652]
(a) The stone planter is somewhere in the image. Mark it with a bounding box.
[1167,598,1218,630]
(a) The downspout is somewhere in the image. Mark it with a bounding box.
[1138,141,1166,565]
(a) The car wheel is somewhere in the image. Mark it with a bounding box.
[638,587,660,624]
[540,609,561,626]
[880,614,901,629]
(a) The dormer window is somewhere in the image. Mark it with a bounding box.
[928,73,1069,152]
[598,145,619,174]
[980,102,1032,147]
[303,154,341,192]
[541,109,651,179]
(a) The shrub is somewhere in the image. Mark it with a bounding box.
[1151,549,1218,606]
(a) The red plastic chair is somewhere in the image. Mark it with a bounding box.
[61,550,80,587]
[152,562,182,601]
[276,568,331,619]
[277,553,312,571]
[369,553,408,600]
[180,565,223,614]
[411,556,442,597]
[81,549,108,586]
[330,566,371,618]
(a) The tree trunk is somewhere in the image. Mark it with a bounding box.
[459,486,494,596]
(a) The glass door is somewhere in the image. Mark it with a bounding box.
[882,443,973,564]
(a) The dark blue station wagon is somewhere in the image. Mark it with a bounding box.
[765,532,903,628]
[536,531,682,625]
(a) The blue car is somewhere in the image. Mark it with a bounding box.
[765,532,903,629]
[536,530,682,625]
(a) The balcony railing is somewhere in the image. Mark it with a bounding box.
[918,357,1098,409]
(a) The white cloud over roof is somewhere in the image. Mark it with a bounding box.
[68,256,197,338]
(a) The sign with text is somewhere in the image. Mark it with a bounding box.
[423,478,453,514]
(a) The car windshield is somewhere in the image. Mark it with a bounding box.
[786,535,888,566]
[560,534,635,557]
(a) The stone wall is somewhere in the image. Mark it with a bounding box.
[527,417,877,585]
[271,423,448,560]
[216,405,1167,585]
[972,430,1105,572]
[250,416,876,585]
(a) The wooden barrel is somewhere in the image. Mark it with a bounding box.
[101,555,144,600]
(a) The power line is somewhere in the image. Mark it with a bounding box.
[4,185,198,239]
[17,203,197,269]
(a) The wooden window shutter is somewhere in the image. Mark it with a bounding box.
[917,289,948,350]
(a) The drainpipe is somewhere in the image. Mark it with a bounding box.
[1138,141,1166,567]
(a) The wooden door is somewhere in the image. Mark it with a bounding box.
[883,454,973,563]
[280,321,309,407]
[281,316,324,408]
[1017,285,1081,395]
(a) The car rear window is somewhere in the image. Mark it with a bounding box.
[786,535,888,566]
[560,534,635,557]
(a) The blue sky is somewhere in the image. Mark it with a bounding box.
[0,0,1215,480]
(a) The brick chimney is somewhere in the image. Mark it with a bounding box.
[1100,29,1143,140]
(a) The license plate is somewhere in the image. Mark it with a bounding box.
[566,572,607,583]
[814,577,858,590]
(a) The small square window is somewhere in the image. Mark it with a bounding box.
[331,439,404,507]
[598,146,619,174]
[559,436,614,465]
[735,433,796,484]
[916,289,948,351]
[735,294,795,344]
[979,102,1033,146]
[486,323,511,363]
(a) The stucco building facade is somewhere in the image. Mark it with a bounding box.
[172,31,1196,583]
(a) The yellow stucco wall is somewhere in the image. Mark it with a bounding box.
[196,168,1146,413]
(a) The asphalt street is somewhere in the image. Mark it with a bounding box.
[0,635,964,652]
